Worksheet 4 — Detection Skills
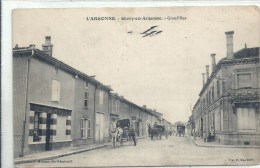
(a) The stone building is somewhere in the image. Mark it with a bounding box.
[13,37,112,158]
[109,93,162,138]
[192,31,260,145]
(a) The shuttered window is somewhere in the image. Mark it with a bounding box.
[99,91,103,105]
[81,118,90,138]
[51,79,60,101]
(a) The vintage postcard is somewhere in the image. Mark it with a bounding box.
[10,6,260,167]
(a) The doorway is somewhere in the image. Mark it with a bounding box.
[95,113,104,143]
[135,122,139,136]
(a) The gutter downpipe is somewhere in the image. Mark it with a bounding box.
[21,49,34,157]
[93,85,97,143]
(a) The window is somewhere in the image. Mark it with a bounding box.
[99,90,103,105]
[33,112,40,142]
[212,86,214,102]
[208,91,211,105]
[237,108,255,131]
[55,67,59,75]
[217,80,220,98]
[85,81,88,88]
[87,120,91,138]
[51,79,60,101]
[81,118,90,138]
[112,99,116,113]
[237,73,251,88]
[84,91,88,108]
[116,100,120,114]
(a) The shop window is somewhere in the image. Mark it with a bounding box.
[56,115,67,140]
[237,108,255,131]
[33,112,40,142]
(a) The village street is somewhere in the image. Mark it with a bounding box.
[16,135,260,167]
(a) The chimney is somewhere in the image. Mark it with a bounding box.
[210,53,216,72]
[42,36,53,56]
[143,105,147,109]
[29,44,35,49]
[225,31,234,59]
[202,73,205,86]
[206,65,209,79]
[105,85,111,89]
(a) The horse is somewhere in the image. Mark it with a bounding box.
[150,125,165,140]
[110,122,124,148]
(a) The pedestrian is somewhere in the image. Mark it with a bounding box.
[147,124,151,137]
[153,122,158,129]
[128,125,136,146]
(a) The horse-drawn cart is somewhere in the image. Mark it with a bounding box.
[110,119,136,148]
[176,124,185,136]
[151,125,167,140]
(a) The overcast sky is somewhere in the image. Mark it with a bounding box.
[13,7,260,123]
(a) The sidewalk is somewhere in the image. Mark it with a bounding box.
[15,136,146,164]
[15,143,109,164]
[186,135,260,148]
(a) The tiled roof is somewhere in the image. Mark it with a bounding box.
[234,47,259,59]
[13,47,113,91]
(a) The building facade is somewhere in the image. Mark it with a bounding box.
[13,37,112,158]
[192,31,260,146]
[109,93,164,138]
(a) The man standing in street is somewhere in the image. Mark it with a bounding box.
[128,125,136,146]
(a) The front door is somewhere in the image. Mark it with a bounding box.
[95,113,104,143]
[45,113,52,151]
[135,122,139,136]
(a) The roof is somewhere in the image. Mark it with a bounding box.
[199,47,259,96]
[234,47,259,59]
[13,47,113,92]
[110,92,160,117]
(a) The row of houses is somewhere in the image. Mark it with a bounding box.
[189,31,260,146]
[13,36,172,158]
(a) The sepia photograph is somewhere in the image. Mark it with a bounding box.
[9,5,260,167]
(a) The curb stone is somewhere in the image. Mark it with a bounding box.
[15,138,147,164]
[15,145,108,164]
[186,135,260,148]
